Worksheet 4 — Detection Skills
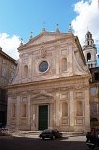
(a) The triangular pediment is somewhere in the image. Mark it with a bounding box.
[19,31,69,49]
[30,93,53,104]
[29,32,57,45]
[33,93,52,99]
[31,92,53,100]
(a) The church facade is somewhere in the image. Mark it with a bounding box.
[7,29,91,132]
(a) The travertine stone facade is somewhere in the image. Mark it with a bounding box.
[7,31,91,132]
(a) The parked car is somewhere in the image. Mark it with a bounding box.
[39,129,62,140]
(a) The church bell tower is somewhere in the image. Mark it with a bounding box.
[83,31,97,68]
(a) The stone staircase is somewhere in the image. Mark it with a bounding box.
[11,130,41,138]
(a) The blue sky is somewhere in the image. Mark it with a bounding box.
[0,0,77,40]
[0,0,99,60]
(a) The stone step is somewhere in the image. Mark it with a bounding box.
[11,130,84,138]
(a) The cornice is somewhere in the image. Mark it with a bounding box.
[7,75,90,90]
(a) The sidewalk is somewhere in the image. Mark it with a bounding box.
[63,135,86,141]
[11,130,86,141]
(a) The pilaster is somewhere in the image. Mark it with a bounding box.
[49,103,53,128]
[55,92,60,127]
[30,104,36,130]
[84,87,90,132]
[27,95,31,129]
[16,95,20,130]
[7,96,11,128]
[69,90,74,128]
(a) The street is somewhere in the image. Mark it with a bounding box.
[0,135,87,150]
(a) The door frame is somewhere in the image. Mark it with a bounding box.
[38,104,49,130]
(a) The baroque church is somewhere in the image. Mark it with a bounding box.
[7,27,98,133]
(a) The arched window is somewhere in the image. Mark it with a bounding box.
[88,64,90,68]
[76,101,83,116]
[62,102,68,116]
[24,65,28,77]
[91,64,93,68]
[87,53,91,61]
[62,58,67,71]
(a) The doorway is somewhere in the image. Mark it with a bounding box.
[38,105,48,130]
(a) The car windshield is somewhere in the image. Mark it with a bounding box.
[43,129,53,133]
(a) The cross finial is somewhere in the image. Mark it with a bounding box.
[42,21,46,32]
[20,38,23,46]
[68,23,72,33]
[30,31,33,40]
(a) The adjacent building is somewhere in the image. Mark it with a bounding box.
[83,31,99,127]
[89,67,99,127]
[0,47,17,127]
[7,29,91,133]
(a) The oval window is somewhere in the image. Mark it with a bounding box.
[39,61,48,72]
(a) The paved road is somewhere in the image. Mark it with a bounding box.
[0,135,87,150]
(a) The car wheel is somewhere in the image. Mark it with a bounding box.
[52,135,56,140]
[88,145,95,149]
[86,143,95,149]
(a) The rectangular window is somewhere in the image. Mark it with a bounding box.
[2,67,6,77]
[21,103,26,117]
[76,101,83,116]
[62,102,68,116]
[12,104,16,117]
[90,87,97,96]
[62,58,67,72]
[2,58,7,64]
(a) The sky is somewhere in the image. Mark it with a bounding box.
[0,0,99,61]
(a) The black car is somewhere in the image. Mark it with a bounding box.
[39,129,62,140]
